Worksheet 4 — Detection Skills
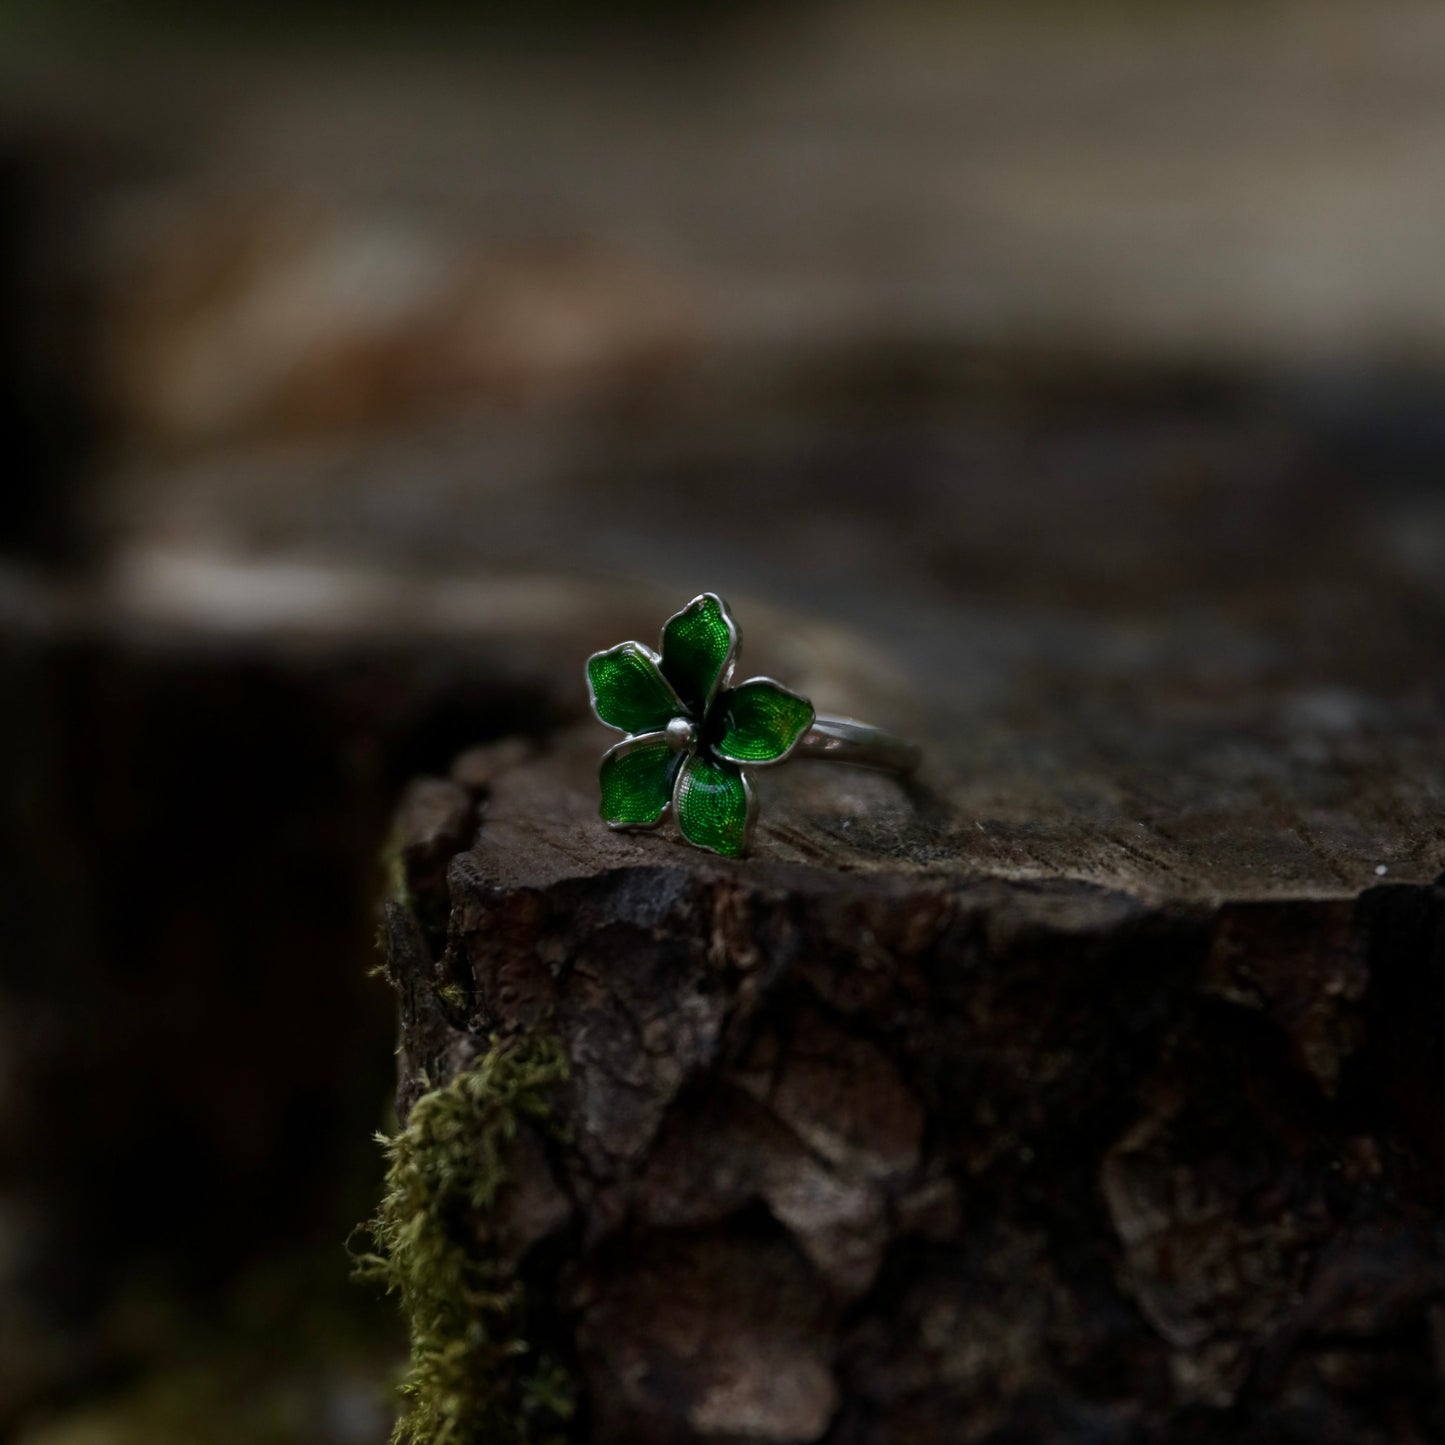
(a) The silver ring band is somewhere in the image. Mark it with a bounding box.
[796,716,921,775]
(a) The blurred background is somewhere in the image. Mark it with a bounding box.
[4,1,1445,1439]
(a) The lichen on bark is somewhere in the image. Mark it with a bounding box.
[352,1032,575,1445]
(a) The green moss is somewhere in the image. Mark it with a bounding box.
[353,1034,576,1445]
[434,980,472,1018]
[379,825,412,913]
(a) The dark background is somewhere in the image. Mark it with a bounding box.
[3,3,1445,1440]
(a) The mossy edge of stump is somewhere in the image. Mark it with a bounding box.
[362,737,1445,1445]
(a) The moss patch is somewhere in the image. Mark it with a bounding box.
[353,1034,575,1445]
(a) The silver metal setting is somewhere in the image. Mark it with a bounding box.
[796,716,922,775]
[586,592,920,857]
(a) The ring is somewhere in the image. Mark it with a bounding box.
[585,593,920,857]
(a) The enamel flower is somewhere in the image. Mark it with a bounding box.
[585,593,815,857]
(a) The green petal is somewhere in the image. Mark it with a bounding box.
[673,753,753,857]
[713,677,815,765]
[599,733,680,827]
[660,593,737,717]
[587,643,683,734]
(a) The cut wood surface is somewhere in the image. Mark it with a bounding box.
[366,384,1445,1443]
[382,540,1445,1444]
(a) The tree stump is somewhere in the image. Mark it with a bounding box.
[373,662,1445,1444]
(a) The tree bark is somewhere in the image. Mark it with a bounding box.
[381,716,1445,1445]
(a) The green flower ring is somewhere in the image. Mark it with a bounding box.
[586,593,921,857]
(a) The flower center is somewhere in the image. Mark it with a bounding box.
[665,716,696,751]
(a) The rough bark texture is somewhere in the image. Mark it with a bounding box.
[383,714,1445,1445]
